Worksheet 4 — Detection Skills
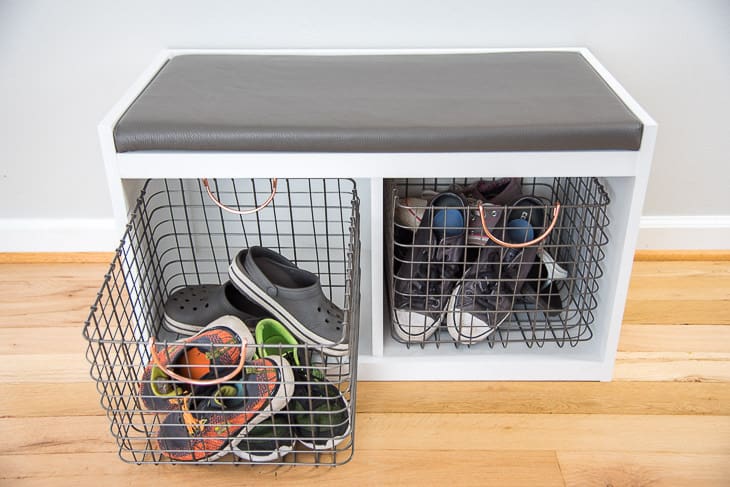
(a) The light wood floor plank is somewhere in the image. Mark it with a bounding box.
[0,354,91,383]
[624,261,730,325]
[356,381,730,416]
[618,324,730,353]
[0,383,102,418]
[614,351,730,382]
[4,382,730,419]
[0,327,87,355]
[0,263,107,328]
[558,451,730,487]
[5,414,728,456]
[624,301,730,326]
[355,414,730,455]
[0,450,565,487]
[630,260,730,277]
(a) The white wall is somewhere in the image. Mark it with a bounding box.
[1,0,728,250]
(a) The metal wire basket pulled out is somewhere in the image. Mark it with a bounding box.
[83,178,361,465]
[386,177,609,349]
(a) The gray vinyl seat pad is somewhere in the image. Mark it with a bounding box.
[114,51,643,153]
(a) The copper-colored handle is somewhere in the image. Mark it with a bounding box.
[478,201,561,249]
[202,178,278,215]
[149,337,247,386]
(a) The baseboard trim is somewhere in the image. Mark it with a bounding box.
[0,252,116,264]
[636,215,730,250]
[0,218,119,252]
[1,215,728,252]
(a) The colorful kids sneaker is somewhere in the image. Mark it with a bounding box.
[233,414,297,462]
[393,191,468,342]
[289,368,351,451]
[254,318,304,367]
[251,317,350,452]
[236,320,301,461]
[139,315,255,412]
[156,354,295,462]
[162,281,270,336]
[229,247,348,357]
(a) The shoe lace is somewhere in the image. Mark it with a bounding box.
[409,278,446,308]
[463,276,496,300]
[180,397,208,436]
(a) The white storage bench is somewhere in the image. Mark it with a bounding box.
[98,48,656,382]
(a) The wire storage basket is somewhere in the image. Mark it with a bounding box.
[83,178,360,465]
[386,177,609,349]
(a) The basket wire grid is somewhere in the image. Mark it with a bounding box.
[83,178,360,465]
[386,177,610,349]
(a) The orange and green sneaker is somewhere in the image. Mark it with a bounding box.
[139,315,255,412]
[156,355,294,462]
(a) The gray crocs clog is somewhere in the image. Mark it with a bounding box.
[163,281,269,336]
[229,247,348,357]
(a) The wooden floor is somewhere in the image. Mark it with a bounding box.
[1,253,729,486]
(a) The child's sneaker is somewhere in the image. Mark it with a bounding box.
[252,318,351,452]
[234,414,297,462]
[254,318,304,367]
[139,315,255,412]
[156,355,294,462]
[289,368,351,451]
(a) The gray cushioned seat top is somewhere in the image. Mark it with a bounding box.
[114,52,643,153]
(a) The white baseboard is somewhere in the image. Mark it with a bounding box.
[0,218,119,252]
[636,215,730,250]
[0,215,728,252]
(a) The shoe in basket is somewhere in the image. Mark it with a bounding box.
[290,367,351,451]
[393,192,468,342]
[251,317,350,451]
[229,246,348,357]
[445,246,512,344]
[139,316,255,412]
[162,281,269,336]
[156,355,294,462]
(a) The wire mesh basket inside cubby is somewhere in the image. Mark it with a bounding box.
[83,178,360,465]
[385,177,609,349]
